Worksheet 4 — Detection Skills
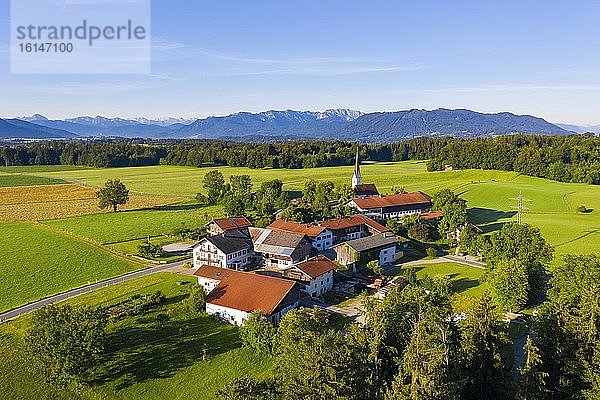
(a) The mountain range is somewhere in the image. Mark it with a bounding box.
[0,108,579,142]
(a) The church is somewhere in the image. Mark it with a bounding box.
[347,147,433,221]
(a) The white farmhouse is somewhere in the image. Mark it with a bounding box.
[192,230,254,270]
[194,265,301,326]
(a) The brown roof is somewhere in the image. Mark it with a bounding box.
[420,210,444,220]
[353,184,380,196]
[268,219,327,238]
[209,216,253,231]
[292,255,337,279]
[194,265,296,315]
[319,214,390,233]
[351,191,432,210]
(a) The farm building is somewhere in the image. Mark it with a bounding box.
[319,214,390,245]
[194,265,300,325]
[267,219,334,250]
[192,229,254,270]
[281,255,337,297]
[332,233,402,270]
[206,215,253,236]
[347,191,433,221]
[250,227,312,269]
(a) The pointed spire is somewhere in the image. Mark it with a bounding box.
[352,145,362,189]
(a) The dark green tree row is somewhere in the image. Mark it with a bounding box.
[428,134,600,184]
[0,138,446,169]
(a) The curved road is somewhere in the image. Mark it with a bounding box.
[0,259,189,323]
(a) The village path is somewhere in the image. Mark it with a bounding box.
[0,259,190,324]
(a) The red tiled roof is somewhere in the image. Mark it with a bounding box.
[420,210,444,220]
[319,214,389,233]
[351,191,432,209]
[194,265,296,315]
[293,255,337,279]
[268,219,327,238]
[353,184,380,196]
[209,216,253,231]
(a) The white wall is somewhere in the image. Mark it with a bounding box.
[206,303,250,326]
[312,229,334,250]
[197,276,221,293]
[305,270,334,297]
[379,245,398,265]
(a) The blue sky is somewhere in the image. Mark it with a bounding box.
[1,0,600,124]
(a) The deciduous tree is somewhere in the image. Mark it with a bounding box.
[97,178,129,212]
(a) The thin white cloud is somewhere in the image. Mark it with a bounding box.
[201,65,420,77]
[421,84,600,94]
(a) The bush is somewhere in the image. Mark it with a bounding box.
[182,284,206,313]
[138,242,163,258]
[426,247,437,258]
[104,291,165,320]
[240,310,276,355]
[367,260,382,275]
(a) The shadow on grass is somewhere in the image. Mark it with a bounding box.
[150,203,208,212]
[92,314,239,390]
[468,207,517,226]
[452,277,481,293]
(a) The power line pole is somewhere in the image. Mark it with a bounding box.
[510,190,531,224]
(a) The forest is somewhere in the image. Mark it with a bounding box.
[1,134,599,184]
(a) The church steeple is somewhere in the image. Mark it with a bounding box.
[352,146,362,189]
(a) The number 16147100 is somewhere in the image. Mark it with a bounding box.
[18,43,73,53]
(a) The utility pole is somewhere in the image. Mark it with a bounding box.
[510,191,531,224]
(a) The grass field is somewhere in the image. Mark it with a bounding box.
[35,162,519,197]
[0,273,273,400]
[0,223,142,312]
[27,162,600,260]
[403,262,486,297]
[400,261,487,311]
[44,204,222,243]
[0,174,66,187]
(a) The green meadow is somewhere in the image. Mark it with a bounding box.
[0,223,141,313]
[33,162,600,260]
[43,204,222,244]
[0,273,273,400]
[0,174,66,187]
[37,162,518,197]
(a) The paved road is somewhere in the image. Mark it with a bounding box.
[0,259,189,323]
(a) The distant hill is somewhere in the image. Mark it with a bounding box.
[0,119,78,139]
[6,108,573,141]
[335,109,572,141]
[555,123,600,134]
[166,109,363,139]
